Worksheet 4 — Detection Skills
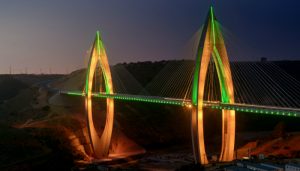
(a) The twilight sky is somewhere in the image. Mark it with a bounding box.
[0,0,300,74]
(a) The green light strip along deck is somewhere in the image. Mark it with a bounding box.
[60,91,300,117]
[61,90,190,106]
[64,91,85,96]
[208,102,300,117]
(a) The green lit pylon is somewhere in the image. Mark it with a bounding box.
[191,6,236,164]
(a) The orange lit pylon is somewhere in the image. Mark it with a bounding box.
[191,6,235,164]
[85,31,114,158]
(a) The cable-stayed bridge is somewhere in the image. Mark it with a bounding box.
[58,6,300,164]
[61,91,300,117]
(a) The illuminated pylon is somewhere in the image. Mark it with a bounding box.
[191,6,235,164]
[85,31,114,158]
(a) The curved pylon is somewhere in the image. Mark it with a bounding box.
[85,31,114,158]
[191,6,235,164]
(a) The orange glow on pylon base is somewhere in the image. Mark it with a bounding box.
[191,7,235,164]
[85,31,115,159]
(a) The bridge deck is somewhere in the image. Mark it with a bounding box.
[60,91,300,117]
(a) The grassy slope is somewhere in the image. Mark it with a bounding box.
[0,75,28,102]
[0,75,78,170]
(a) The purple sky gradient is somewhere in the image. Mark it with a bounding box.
[0,0,299,74]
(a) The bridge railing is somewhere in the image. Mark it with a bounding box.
[59,90,300,117]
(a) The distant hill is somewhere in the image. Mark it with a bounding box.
[0,74,63,105]
[117,60,169,86]
[0,75,28,103]
[120,60,300,85]
[274,61,300,81]
[13,74,63,86]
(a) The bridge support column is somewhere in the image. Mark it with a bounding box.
[191,6,235,164]
[85,31,115,158]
